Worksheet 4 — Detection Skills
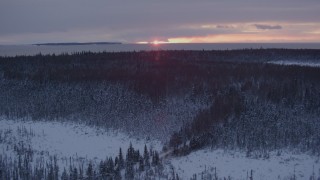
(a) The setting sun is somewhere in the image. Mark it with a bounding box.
[137,40,170,45]
[151,40,168,45]
[152,40,160,45]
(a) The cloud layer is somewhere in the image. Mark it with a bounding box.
[0,0,319,44]
[254,24,282,30]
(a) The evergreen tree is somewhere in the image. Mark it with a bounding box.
[78,166,84,179]
[125,143,136,180]
[143,144,150,169]
[106,157,114,177]
[68,165,73,180]
[47,163,54,180]
[118,148,125,169]
[61,168,68,180]
[99,160,106,178]
[139,155,144,172]
[114,166,121,180]
[72,167,78,180]
[126,142,135,164]
[125,160,134,180]
[86,161,93,180]
[134,150,140,163]
[114,156,119,168]
[152,151,160,166]
[53,156,59,180]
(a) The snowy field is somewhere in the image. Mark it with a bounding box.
[268,60,320,67]
[170,148,320,180]
[0,118,161,168]
[1,117,320,179]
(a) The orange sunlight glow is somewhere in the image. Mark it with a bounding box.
[166,33,320,43]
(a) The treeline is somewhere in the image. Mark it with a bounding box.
[0,143,163,180]
[1,49,320,83]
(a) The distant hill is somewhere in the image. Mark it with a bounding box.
[33,42,122,46]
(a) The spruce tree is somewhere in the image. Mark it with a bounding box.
[139,156,144,172]
[99,160,106,178]
[61,168,68,180]
[143,144,150,169]
[106,157,114,176]
[127,142,135,164]
[114,166,121,180]
[72,167,78,180]
[119,148,125,169]
[114,156,119,168]
[152,151,160,166]
[125,161,134,180]
[78,166,84,180]
[86,161,93,180]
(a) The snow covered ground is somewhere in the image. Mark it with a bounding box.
[1,117,319,179]
[0,118,161,167]
[268,60,320,67]
[170,148,320,180]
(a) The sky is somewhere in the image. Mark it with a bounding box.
[0,0,319,44]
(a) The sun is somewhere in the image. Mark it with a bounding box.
[136,40,169,45]
[152,40,160,45]
[150,40,169,45]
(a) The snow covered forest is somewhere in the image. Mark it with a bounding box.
[1,49,320,179]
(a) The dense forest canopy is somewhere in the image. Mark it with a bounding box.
[0,49,320,154]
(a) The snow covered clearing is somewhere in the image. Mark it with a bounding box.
[1,117,320,179]
[170,148,320,179]
[268,60,320,67]
[0,118,161,167]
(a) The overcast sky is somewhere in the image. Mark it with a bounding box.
[0,0,319,44]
